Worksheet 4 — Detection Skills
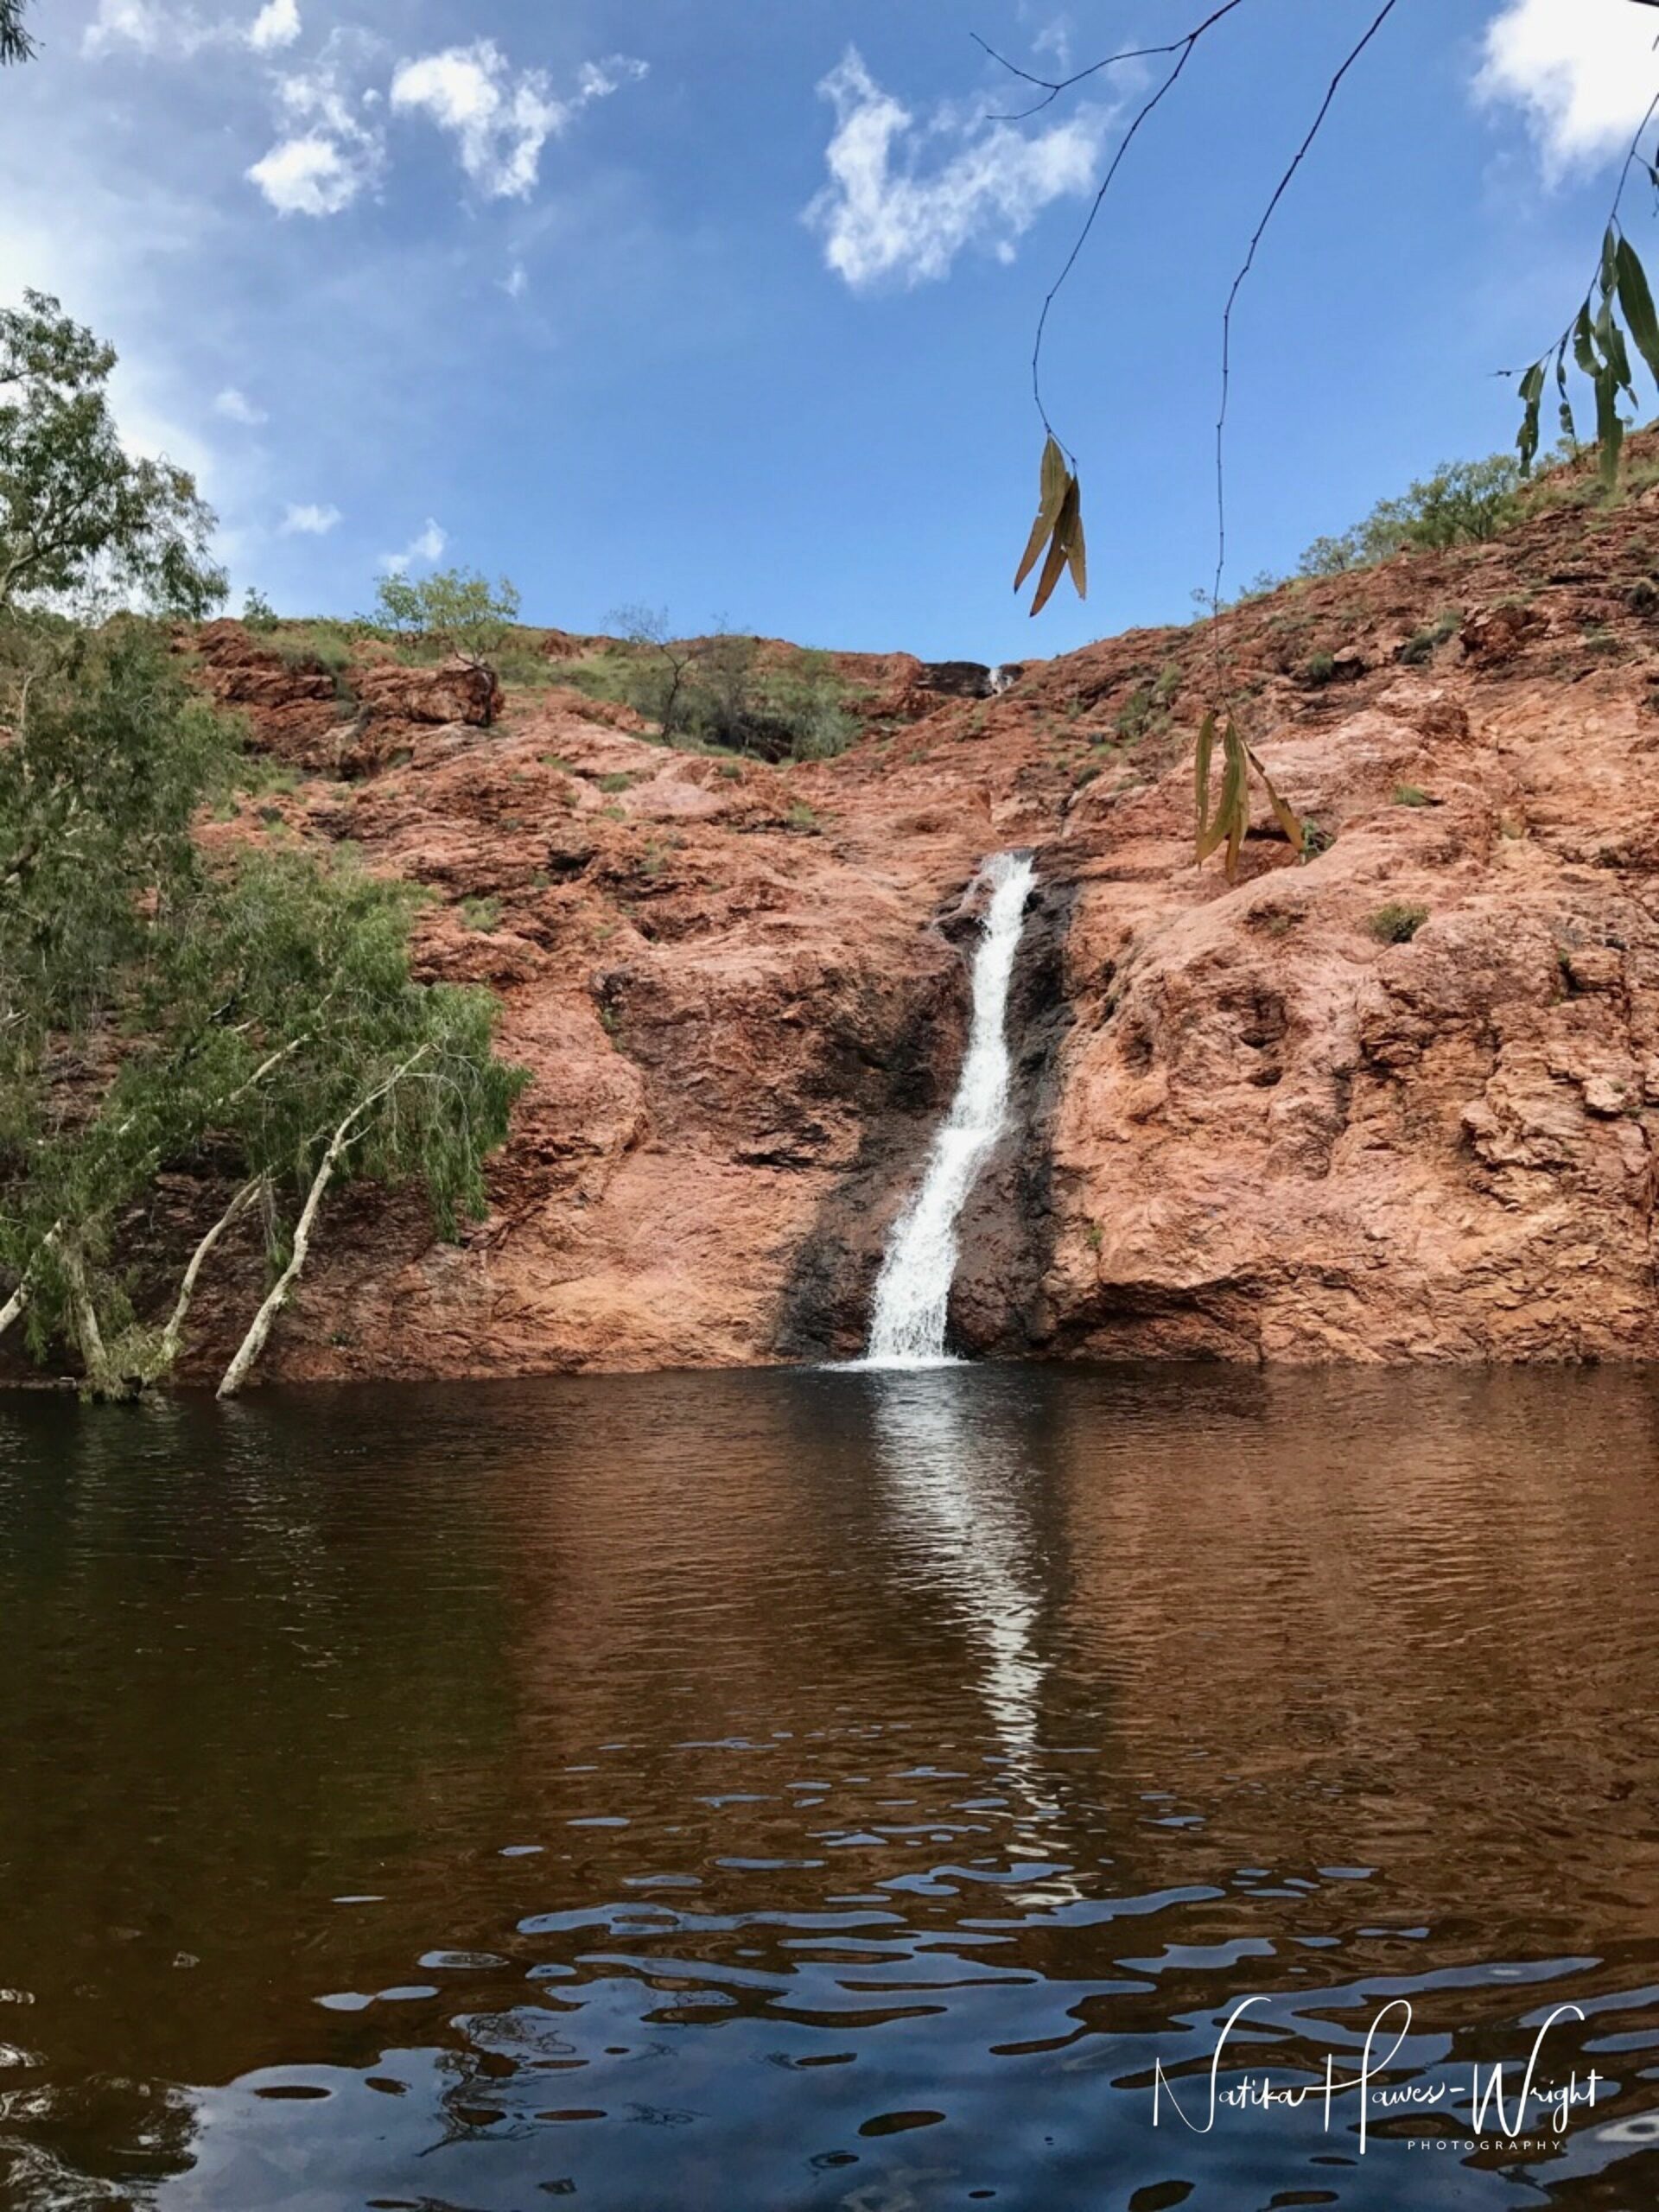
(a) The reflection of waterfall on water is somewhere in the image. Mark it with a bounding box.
[861,852,1036,1370]
[868,1372,1057,1853]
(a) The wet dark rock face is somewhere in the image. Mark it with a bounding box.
[772,916,972,1364]
[774,867,1076,1365]
[949,872,1077,1357]
[917,662,995,700]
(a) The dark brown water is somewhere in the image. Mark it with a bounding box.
[3,1366,1659,2211]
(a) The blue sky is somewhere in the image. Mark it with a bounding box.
[6,0,1659,659]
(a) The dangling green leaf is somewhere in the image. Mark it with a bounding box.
[1595,284,1637,408]
[1554,337,1578,448]
[1030,477,1081,617]
[1015,437,1067,588]
[1246,744,1306,854]
[1014,437,1087,615]
[1198,722,1248,871]
[1064,494,1088,600]
[1194,709,1217,862]
[1595,362,1624,489]
[1516,358,1545,475]
[1014,435,1068,593]
[1616,233,1659,391]
[1222,721,1249,883]
[1573,302,1599,382]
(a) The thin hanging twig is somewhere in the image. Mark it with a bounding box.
[970,8,1255,123]
[1211,0,1406,651]
[981,3,1254,455]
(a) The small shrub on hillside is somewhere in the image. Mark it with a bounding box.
[1398,610,1461,665]
[1368,901,1429,944]
[458,895,502,932]
[242,587,279,631]
[1298,455,1522,582]
[578,612,855,763]
[277,631,352,676]
[1392,785,1431,807]
[1115,683,1157,741]
[371,568,520,719]
[1305,651,1338,686]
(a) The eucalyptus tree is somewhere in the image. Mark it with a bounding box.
[0,291,226,620]
[0,2,34,66]
[0,298,524,1398]
[0,630,524,1398]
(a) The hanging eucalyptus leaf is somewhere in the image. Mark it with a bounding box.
[1014,437,1088,616]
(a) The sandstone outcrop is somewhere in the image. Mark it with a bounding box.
[94,463,1659,1377]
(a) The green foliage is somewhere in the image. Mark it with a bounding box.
[0,622,232,1066]
[0,0,34,63]
[1368,900,1428,944]
[371,565,521,668]
[277,630,353,675]
[458,895,503,932]
[1516,224,1659,490]
[243,587,279,630]
[582,614,855,763]
[1116,683,1156,742]
[0,618,523,1396]
[0,292,226,618]
[1392,784,1431,807]
[1398,610,1461,665]
[1305,651,1338,686]
[1298,456,1522,581]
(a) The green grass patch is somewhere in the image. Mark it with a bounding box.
[1368,901,1429,944]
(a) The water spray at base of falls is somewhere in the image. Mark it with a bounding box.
[860,851,1038,1370]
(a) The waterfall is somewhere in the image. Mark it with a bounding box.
[862,851,1037,1368]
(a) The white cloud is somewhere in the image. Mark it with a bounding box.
[804,48,1110,289]
[246,32,387,216]
[280,500,341,535]
[379,517,447,574]
[84,0,204,58]
[213,385,267,425]
[1476,0,1659,177]
[1032,16,1074,73]
[389,41,645,200]
[84,0,297,60]
[503,261,529,300]
[248,0,300,54]
[247,132,365,217]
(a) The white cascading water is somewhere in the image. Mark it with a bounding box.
[862,850,1037,1367]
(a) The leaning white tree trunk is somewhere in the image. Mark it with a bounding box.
[216,1052,429,1402]
[60,1240,124,1401]
[150,1178,265,1378]
[0,1277,30,1343]
[0,1221,62,1344]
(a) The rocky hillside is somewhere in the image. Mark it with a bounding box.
[167,469,1659,1377]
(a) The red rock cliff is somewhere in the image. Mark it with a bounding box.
[174,481,1659,1377]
